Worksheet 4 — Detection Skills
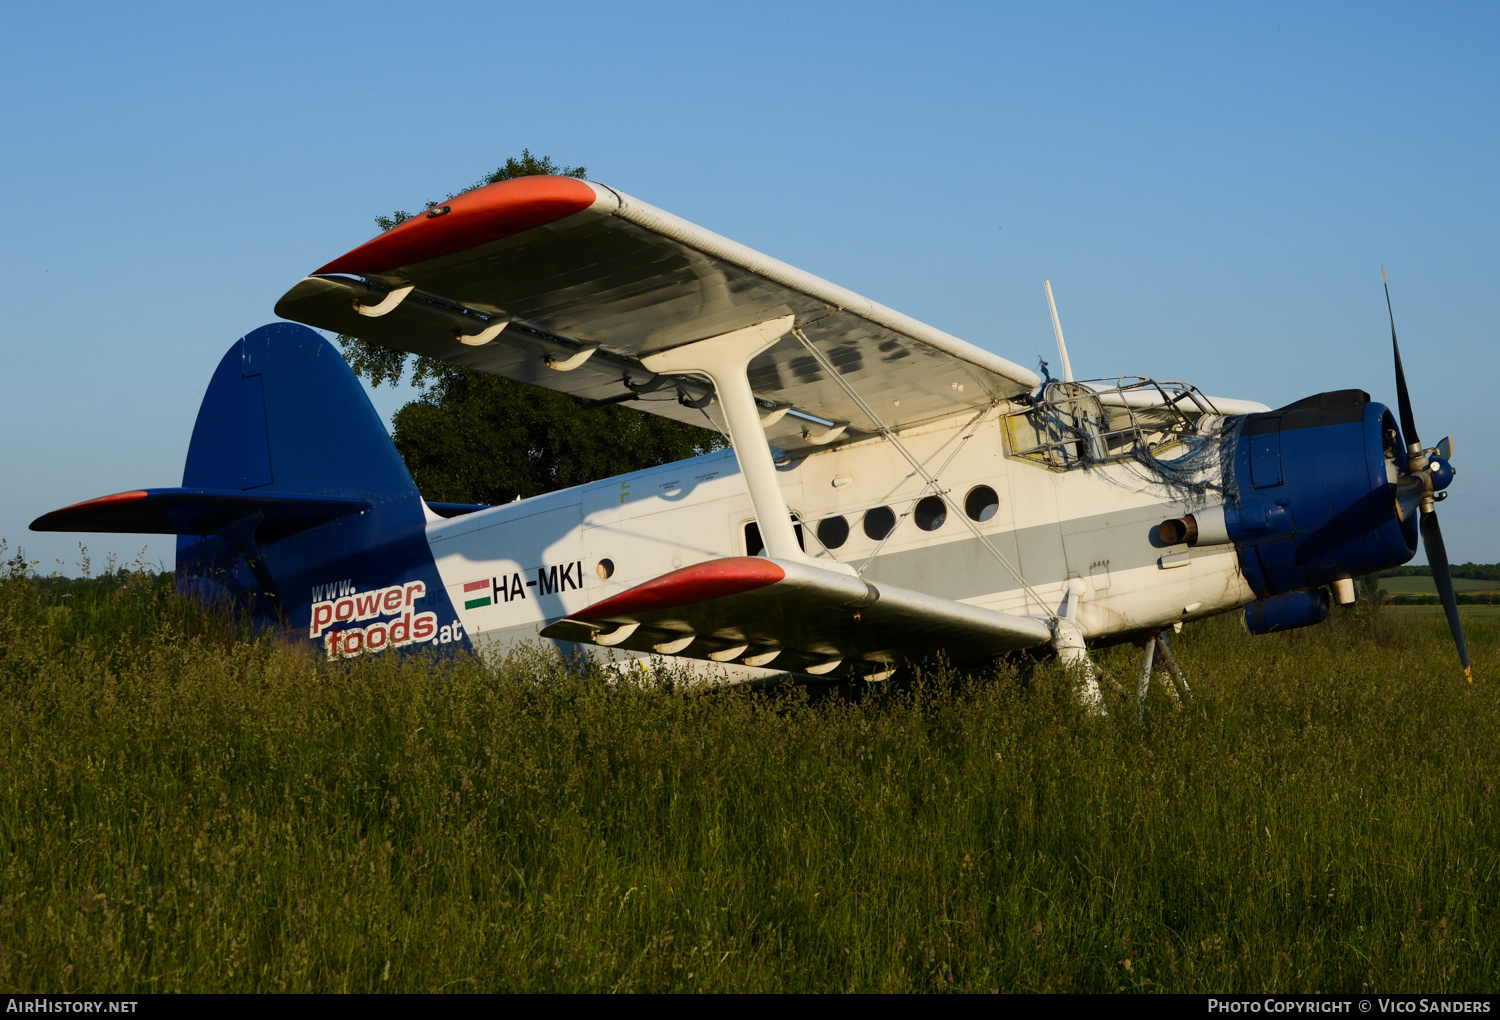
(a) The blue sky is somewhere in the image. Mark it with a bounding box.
[1,1,1495,572]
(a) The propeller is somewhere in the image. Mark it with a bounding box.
[1383,267,1470,682]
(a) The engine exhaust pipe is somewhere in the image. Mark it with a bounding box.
[1158,503,1231,547]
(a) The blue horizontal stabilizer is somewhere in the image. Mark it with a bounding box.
[31,488,370,541]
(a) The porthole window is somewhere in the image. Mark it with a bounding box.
[863,505,896,541]
[914,495,947,531]
[816,515,850,550]
[596,558,615,579]
[744,518,806,556]
[964,485,1000,522]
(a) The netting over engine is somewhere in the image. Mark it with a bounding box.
[1001,378,1244,508]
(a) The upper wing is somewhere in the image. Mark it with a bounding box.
[274,176,1041,451]
[538,556,1052,679]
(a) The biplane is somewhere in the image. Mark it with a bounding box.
[32,175,1470,706]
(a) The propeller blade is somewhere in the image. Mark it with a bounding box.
[1420,509,1472,682]
[1383,266,1421,452]
[1394,474,1425,523]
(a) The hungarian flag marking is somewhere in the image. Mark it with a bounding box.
[462,578,491,610]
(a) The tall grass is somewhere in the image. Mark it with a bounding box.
[0,556,1495,992]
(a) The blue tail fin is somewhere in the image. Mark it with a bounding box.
[175,324,458,636]
[183,322,418,501]
[31,322,464,651]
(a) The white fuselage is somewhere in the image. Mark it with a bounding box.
[425,408,1256,670]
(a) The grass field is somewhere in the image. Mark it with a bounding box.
[1,565,1497,993]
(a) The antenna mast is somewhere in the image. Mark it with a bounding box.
[1043,279,1074,383]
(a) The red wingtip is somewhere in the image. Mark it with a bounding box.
[570,557,787,622]
[315,175,601,276]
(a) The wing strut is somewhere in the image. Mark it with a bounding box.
[641,316,846,572]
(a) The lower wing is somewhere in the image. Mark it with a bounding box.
[540,556,1052,679]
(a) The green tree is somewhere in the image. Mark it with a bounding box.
[337,151,726,505]
[391,371,723,506]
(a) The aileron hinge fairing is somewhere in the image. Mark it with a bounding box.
[593,622,639,647]
[545,345,599,371]
[624,372,669,394]
[457,319,510,346]
[759,405,791,428]
[677,385,714,410]
[801,422,848,445]
[353,285,414,318]
[653,634,695,655]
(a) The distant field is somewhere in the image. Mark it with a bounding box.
[1388,604,1500,618]
[1379,576,1500,595]
[1,570,1497,993]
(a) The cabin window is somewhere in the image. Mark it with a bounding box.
[816,515,850,550]
[744,518,805,556]
[863,505,896,541]
[964,485,1000,522]
[595,559,614,580]
[914,496,947,532]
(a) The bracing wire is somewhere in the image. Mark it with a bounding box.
[790,327,1055,619]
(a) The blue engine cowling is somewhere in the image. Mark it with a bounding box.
[1225,389,1417,598]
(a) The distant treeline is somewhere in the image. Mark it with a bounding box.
[30,570,175,598]
[1377,563,1500,582]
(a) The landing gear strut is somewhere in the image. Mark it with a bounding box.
[1136,630,1192,725]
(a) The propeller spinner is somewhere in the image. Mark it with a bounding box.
[1384,267,1470,681]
